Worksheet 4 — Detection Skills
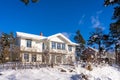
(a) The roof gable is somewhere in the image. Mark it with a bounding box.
[47,33,78,45]
[47,33,71,43]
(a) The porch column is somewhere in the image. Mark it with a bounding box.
[55,55,57,64]
[61,55,63,64]
[29,53,31,62]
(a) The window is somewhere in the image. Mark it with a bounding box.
[26,39,32,47]
[24,53,29,62]
[52,42,56,49]
[32,54,36,62]
[68,45,72,51]
[62,43,65,50]
[42,43,45,50]
[57,43,61,49]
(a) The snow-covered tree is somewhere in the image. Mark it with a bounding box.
[87,27,108,60]
[21,0,39,5]
[0,32,19,63]
[74,30,86,61]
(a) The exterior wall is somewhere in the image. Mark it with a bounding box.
[20,38,43,52]
[49,37,65,43]
[21,53,42,63]
[49,37,76,54]
[48,37,76,64]
[36,54,42,62]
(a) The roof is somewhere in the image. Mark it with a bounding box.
[88,47,98,52]
[16,32,78,45]
[47,33,78,45]
[16,32,47,40]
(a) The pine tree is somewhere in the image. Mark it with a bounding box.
[87,27,107,61]
[74,30,86,61]
[104,0,120,65]
[0,32,20,63]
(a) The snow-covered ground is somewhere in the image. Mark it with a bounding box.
[76,64,120,80]
[0,64,120,80]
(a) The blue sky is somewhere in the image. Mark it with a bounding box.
[0,0,114,42]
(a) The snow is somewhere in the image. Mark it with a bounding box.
[76,64,120,80]
[93,35,98,38]
[16,32,47,40]
[0,64,120,80]
[16,32,78,45]
[0,67,73,80]
[88,46,98,52]
[109,0,114,3]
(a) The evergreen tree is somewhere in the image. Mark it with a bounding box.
[0,32,19,63]
[74,30,86,61]
[104,0,120,65]
[87,27,107,60]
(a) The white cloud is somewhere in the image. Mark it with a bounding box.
[62,32,75,39]
[91,10,105,30]
[96,10,103,15]
[79,14,85,25]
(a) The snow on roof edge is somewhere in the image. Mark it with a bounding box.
[16,31,47,40]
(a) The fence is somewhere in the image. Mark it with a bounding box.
[0,62,48,70]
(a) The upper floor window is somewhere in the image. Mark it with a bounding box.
[68,45,72,51]
[52,42,56,49]
[57,43,61,49]
[26,39,32,47]
[62,43,65,50]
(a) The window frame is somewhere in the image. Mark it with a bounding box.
[68,45,72,51]
[52,41,56,49]
[24,53,29,62]
[42,43,45,50]
[62,43,65,50]
[26,39,32,48]
[57,43,61,49]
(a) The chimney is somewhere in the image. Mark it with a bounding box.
[40,32,43,36]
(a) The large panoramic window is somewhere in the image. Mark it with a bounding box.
[57,43,61,49]
[52,41,56,49]
[24,53,29,62]
[62,43,65,50]
[68,45,72,51]
[26,39,32,47]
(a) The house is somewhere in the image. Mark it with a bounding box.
[104,49,115,64]
[82,47,115,64]
[82,47,98,62]
[16,32,78,64]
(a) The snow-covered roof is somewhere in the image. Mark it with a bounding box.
[47,33,72,42]
[88,47,98,52]
[16,32,47,40]
[71,42,79,46]
[16,32,78,45]
[46,33,78,45]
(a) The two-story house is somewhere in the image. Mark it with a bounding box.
[16,32,78,64]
